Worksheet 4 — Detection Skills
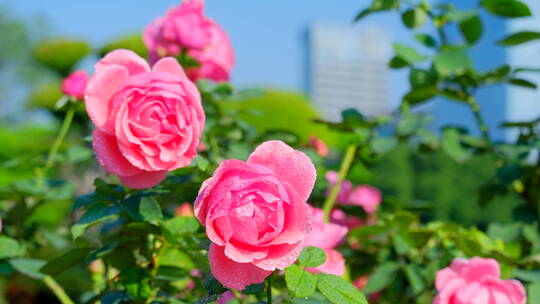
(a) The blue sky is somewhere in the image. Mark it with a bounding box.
[4,0,410,105]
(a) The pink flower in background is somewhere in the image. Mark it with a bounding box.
[325,171,353,204]
[348,185,382,213]
[195,141,316,290]
[175,202,195,217]
[61,70,88,99]
[143,0,235,82]
[434,257,526,304]
[330,209,364,230]
[309,135,329,157]
[85,49,205,189]
[217,291,236,304]
[325,171,382,214]
[304,207,348,276]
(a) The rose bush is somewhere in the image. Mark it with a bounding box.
[85,49,205,188]
[1,0,539,303]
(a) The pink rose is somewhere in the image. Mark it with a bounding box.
[309,135,329,157]
[194,141,316,290]
[348,185,382,213]
[325,171,353,204]
[330,209,364,230]
[85,49,204,189]
[143,0,235,82]
[325,171,381,214]
[61,70,88,99]
[304,207,348,276]
[434,257,526,304]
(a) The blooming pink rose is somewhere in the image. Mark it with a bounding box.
[85,49,204,189]
[195,141,316,290]
[143,0,235,82]
[348,185,382,213]
[309,135,329,157]
[61,70,88,99]
[304,207,348,276]
[434,257,526,304]
[325,171,353,204]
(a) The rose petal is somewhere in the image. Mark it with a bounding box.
[85,65,129,132]
[252,241,304,271]
[209,243,271,290]
[92,128,141,177]
[118,170,168,189]
[95,49,150,75]
[152,57,188,79]
[248,140,316,202]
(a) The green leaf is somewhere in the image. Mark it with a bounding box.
[409,69,437,87]
[460,15,483,44]
[120,268,151,300]
[363,262,400,294]
[71,203,121,239]
[441,128,472,163]
[402,7,427,29]
[481,0,532,18]
[371,0,399,11]
[392,43,427,64]
[40,248,92,275]
[341,109,366,128]
[242,283,265,295]
[388,56,409,69]
[434,48,472,76]
[528,281,540,304]
[508,78,538,89]
[498,31,540,46]
[285,264,317,298]
[317,274,368,304]
[371,137,398,154]
[34,39,91,75]
[204,272,226,295]
[100,34,148,58]
[354,8,371,22]
[160,216,200,244]
[125,195,163,222]
[404,265,425,295]
[0,236,24,259]
[403,86,439,105]
[513,269,540,282]
[447,10,478,22]
[10,258,46,279]
[414,34,437,48]
[298,246,327,268]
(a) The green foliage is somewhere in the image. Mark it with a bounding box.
[34,38,91,76]
[99,34,148,58]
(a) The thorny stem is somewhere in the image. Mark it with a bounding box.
[43,275,75,304]
[322,144,358,222]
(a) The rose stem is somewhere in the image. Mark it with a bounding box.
[322,144,358,222]
[43,275,75,304]
[266,274,273,304]
[45,106,76,171]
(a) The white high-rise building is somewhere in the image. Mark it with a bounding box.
[305,23,391,121]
